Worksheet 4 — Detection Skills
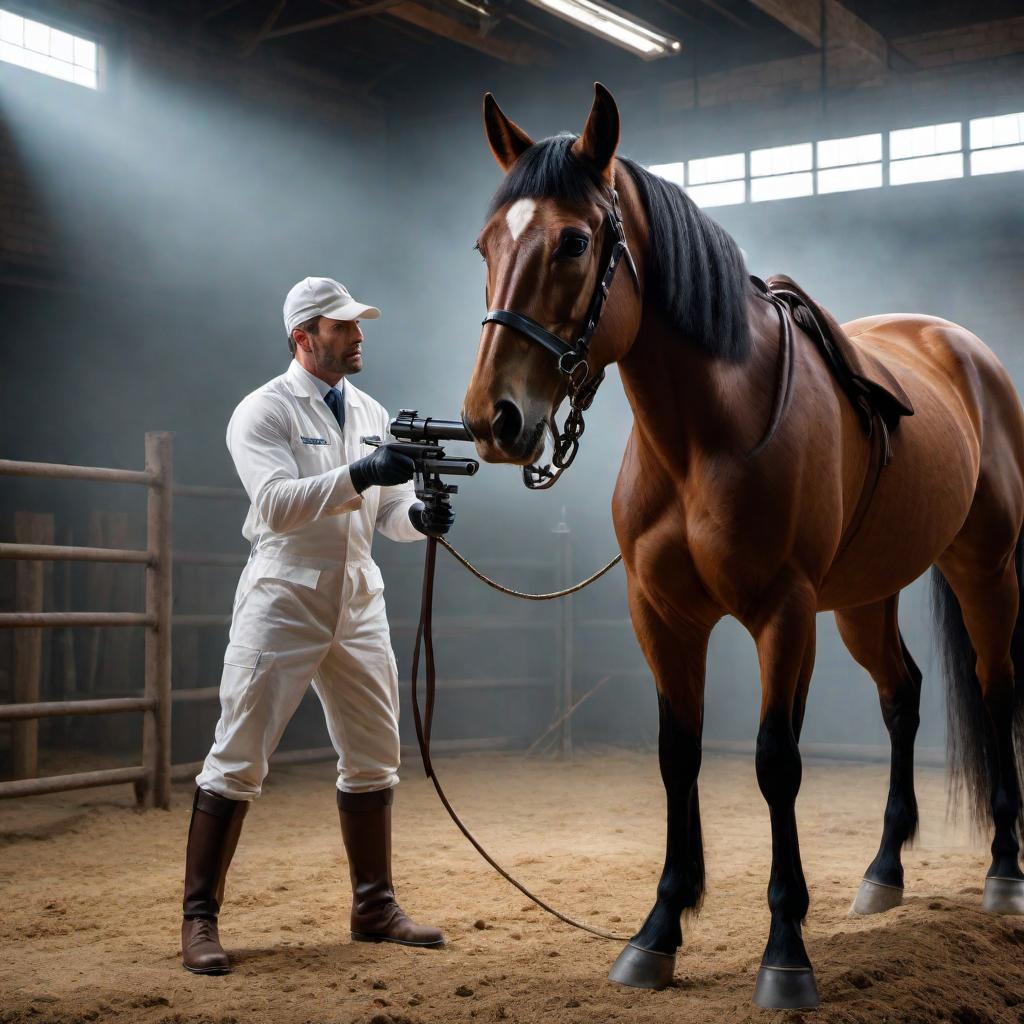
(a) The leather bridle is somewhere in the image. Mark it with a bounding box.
[481,187,640,489]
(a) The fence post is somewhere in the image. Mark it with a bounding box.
[142,432,173,809]
[12,512,54,778]
[553,510,573,760]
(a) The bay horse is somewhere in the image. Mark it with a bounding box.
[461,83,1024,1009]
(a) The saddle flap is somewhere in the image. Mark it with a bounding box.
[765,275,914,427]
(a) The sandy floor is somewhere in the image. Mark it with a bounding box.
[1,749,1022,1024]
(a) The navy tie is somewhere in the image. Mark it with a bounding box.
[324,388,345,433]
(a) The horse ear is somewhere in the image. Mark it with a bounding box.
[572,82,619,184]
[483,93,533,173]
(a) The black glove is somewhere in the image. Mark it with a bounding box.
[348,443,416,494]
[408,501,455,538]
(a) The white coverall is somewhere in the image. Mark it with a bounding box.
[196,359,423,800]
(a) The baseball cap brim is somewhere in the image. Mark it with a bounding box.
[322,297,381,321]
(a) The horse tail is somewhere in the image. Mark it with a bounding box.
[930,531,1024,832]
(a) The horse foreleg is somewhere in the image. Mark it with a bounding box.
[608,596,711,991]
[835,596,922,914]
[751,582,820,1010]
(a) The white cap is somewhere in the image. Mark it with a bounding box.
[283,277,381,334]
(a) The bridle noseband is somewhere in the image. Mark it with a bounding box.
[481,187,640,489]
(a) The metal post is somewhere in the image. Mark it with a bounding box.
[553,509,573,760]
[12,512,54,778]
[142,432,173,809]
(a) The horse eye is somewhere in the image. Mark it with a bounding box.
[558,234,589,259]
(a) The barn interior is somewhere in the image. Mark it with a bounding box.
[2,2,1024,1022]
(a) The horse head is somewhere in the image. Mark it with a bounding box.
[462,84,645,468]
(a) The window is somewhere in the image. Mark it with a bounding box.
[816,133,882,194]
[889,122,963,185]
[0,8,98,89]
[969,112,1024,176]
[686,153,745,208]
[647,109,1021,210]
[649,162,686,187]
[749,142,813,202]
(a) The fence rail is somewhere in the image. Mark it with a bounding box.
[0,458,156,487]
[0,612,157,628]
[0,697,156,721]
[0,543,154,564]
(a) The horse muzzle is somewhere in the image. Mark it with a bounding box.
[464,397,546,466]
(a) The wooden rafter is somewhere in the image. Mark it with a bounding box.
[197,0,253,22]
[241,0,289,54]
[266,0,405,39]
[747,0,887,66]
[385,3,552,65]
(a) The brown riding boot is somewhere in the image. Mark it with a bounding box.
[337,788,444,948]
[181,787,249,974]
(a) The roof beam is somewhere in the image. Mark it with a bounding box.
[385,2,552,65]
[266,0,405,39]
[747,0,887,66]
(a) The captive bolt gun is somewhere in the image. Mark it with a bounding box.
[361,409,479,516]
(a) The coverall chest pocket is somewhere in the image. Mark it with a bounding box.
[292,434,336,477]
[223,643,276,715]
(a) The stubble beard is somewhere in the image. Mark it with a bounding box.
[312,340,362,376]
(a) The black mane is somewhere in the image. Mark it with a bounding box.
[488,134,751,363]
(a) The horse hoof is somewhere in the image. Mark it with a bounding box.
[849,877,904,916]
[752,966,820,1010]
[982,876,1024,915]
[607,942,675,990]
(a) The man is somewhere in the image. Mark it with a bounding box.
[181,276,453,975]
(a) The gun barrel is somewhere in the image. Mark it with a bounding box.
[422,458,477,477]
[391,411,474,443]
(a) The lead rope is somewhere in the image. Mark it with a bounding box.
[438,537,621,599]
[410,536,629,942]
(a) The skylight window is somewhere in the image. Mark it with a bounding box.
[0,9,98,89]
[816,133,882,194]
[969,112,1024,176]
[649,162,686,187]
[749,142,813,202]
[686,153,745,208]
[889,122,963,185]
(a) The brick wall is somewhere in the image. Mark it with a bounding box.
[0,119,59,275]
[646,15,1024,118]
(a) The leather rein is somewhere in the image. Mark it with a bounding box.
[481,186,639,490]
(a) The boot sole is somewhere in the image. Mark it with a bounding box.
[352,931,444,949]
[183,962,231,976]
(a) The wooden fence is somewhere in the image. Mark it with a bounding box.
[0,434,172,806]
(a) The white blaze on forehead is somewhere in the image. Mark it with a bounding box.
[505,198,537,241]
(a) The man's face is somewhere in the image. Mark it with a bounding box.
[305,317,364,375]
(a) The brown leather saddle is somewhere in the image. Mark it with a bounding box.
[749,274,915,556]
[753,274,914,464]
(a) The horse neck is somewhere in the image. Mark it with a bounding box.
[616,294,783,474]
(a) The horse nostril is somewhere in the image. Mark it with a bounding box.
[491,399,524,449]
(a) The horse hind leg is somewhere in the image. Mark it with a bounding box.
[933,537,1024,914]
[835,595,922,916]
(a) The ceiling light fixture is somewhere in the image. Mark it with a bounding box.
[525,0,682,59]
